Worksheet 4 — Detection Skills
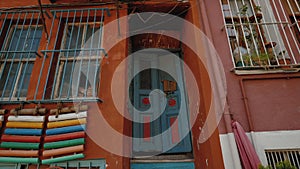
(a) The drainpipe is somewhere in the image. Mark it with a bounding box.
[239,78,260,156]
[223,100,243,169]
[239,79,254,131]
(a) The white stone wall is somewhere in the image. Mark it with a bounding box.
[220,130,300,169]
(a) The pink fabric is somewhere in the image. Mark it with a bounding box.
[232,121,261,169]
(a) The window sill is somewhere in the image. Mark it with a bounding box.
[0,97,103,104]
[232,65,300,75]
[0,97,26,101]
[51,97,103,103]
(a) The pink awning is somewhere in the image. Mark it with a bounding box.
[232,121,261,169]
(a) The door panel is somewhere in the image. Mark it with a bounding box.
[131,51,191,155]
[158,55,191,154]
[132,55,162,153]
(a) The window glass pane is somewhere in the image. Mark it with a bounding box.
[139,69,152,90]
[58,60,99,98]
[85,25,100,46]
[85,25,94,43]
[139,61,152,90]
[85,25,101,56]
[15,62,34,97]
[26,28,42,58]
[0,63,18,97]
[58,62,73,98]
[7,27,42,59]
[77,61,95,97]
[7,29,23,59]
[63,26,84,57]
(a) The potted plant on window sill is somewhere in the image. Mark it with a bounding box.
[278,50,291,68]
[242,52,272,69]
[259,161,297,169]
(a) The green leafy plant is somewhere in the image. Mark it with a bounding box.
[237,5,261,57]
[242,52,270,66]
[259,164,272,169]
[258,161,297,169]
[239,4,249,16]
[254,5,262,13]
[239,4,262,15]
[256,53,271,65]
[276,161,297,169]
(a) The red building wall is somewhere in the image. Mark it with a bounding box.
[0,0,231,169]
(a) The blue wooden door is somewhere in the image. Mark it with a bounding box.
[131,51,191,156]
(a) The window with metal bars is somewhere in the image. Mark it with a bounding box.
[265,149,300,169]
[0,159,105,169]
[0,163,30,169]
[0,8,108,102]
[48,9,105,100]
[50,159,106,169]
[221,0,300,69]
[54,23,102,99]
[281,0,300,43]
[0,11,42,101]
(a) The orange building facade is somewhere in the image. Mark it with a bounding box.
[0,0,299,169]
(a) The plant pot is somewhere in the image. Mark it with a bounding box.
[278,58,291,68]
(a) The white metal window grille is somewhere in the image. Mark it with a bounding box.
[50,159,106,169]
[221,0,300,69]
[282,0,300,43]
[265,149,300,169]
[0,11,42,101]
